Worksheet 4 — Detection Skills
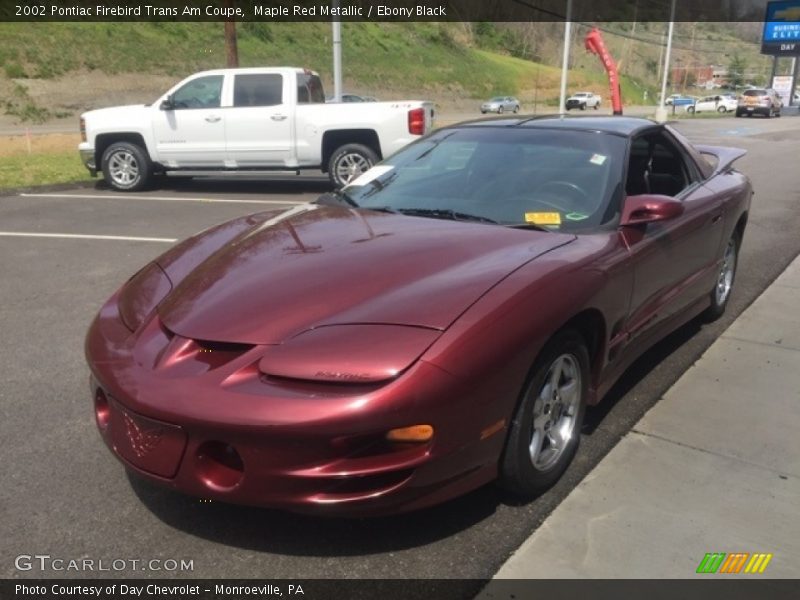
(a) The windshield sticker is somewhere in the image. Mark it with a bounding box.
[589,154,607,166]
[525,212,562,226]
[565,212,590,221]
[346,165,395,188]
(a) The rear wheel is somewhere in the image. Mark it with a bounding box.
[101,142,153,192]
[687,106,696,114]
[717,106,726,113]
[328,143,378,189]
[499,329,589,496]
[703,232,740,322]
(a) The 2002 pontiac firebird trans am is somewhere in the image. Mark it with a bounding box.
[86,116,751,516]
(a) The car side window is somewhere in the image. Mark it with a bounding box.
[626,132,696,198]
[171,75,224,109]
[233,74,283,107]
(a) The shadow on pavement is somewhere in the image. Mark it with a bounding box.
[583,318,703,434]
[95,175,332,197]
[129,472,502,556]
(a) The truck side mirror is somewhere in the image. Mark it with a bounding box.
[160,96,174,111]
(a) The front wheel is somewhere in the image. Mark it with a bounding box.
[687,106,695,114]
[498,106,504,114]
[703,233,740,322]
[101,142,153,192]
[328,143,379,189]
[499,329,589,496]
[513,105,519,113]
[717,106,727,113]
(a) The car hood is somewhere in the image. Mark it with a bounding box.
[157,205,575,344]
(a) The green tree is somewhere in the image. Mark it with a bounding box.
[728,53,747,89]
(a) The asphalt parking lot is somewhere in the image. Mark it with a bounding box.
[2,115,800,582]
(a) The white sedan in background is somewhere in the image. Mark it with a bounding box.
[686,95,738,114]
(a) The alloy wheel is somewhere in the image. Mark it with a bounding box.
[529,354,582,471]
[108,151,140,187]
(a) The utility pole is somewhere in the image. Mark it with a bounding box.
[655,0,676,122]
[558,0,573,114]
[224,0,239,67]
[332,2,343,102]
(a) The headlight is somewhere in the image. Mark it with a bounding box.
[258,324,440,383]
[118,262,172,332]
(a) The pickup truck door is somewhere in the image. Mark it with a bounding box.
[152,74,227,167]
[224,72,294,167]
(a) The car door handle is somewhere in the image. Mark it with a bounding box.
[205,115,221,123]
[711,213,723,224]
[271,114,288,121]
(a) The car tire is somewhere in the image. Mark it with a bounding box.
[687,106,695,114]
[328,143,379,189]
[498,106,504,114]
[593,103,599,110]
[513,105,519,113]
[702,232,740,322]
[101,141,153,192]
[717,106,726,113]
[481,110,486,114]
[499,329,589,496]
[580,103,586,111]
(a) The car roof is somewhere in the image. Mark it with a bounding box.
[450,115,660,137]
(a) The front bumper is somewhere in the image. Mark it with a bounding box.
[85,294,502,516]
[79,143,96,175]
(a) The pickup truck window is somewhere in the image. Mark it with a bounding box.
[297,73,325,104]
[172,75,223,109]
[233,74,283,107]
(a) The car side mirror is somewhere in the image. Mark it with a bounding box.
[621,194,684,226]
[160,96,174,111]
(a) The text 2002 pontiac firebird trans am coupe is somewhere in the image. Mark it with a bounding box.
[86,116,751,516]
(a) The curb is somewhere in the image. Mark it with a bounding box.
[0,179,98,197]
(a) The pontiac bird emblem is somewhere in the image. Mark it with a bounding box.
[123,413,163,458]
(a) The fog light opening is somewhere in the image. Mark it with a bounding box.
[94,389,110,429]
[196,441,244,491]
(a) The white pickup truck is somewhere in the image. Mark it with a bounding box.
[79,67,434,190]
[565,92,602,110]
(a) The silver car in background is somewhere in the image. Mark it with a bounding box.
[480,96,520,114]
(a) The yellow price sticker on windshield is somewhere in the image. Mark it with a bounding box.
[525,212,562,226]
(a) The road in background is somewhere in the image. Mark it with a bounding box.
[1,117,799,581]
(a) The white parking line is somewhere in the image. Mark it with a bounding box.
[0,232,177,243]
[16,193,307,206]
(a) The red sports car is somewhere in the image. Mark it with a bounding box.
[86,116,751,515]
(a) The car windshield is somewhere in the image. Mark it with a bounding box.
[743,90,766,96]
[341,127,627,232]
[489,97,505,102]
[574,93,588,97]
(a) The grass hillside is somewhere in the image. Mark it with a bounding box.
[0,22,658,123]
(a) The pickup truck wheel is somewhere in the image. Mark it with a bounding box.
[579,103,586,110]
[328,144,378,188]
[102,142,152,192]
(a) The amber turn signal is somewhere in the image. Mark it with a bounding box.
[386,424,434,443]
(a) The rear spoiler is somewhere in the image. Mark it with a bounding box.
[694,144,747,176]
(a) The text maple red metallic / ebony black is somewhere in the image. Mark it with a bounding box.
[85,116,752,515]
